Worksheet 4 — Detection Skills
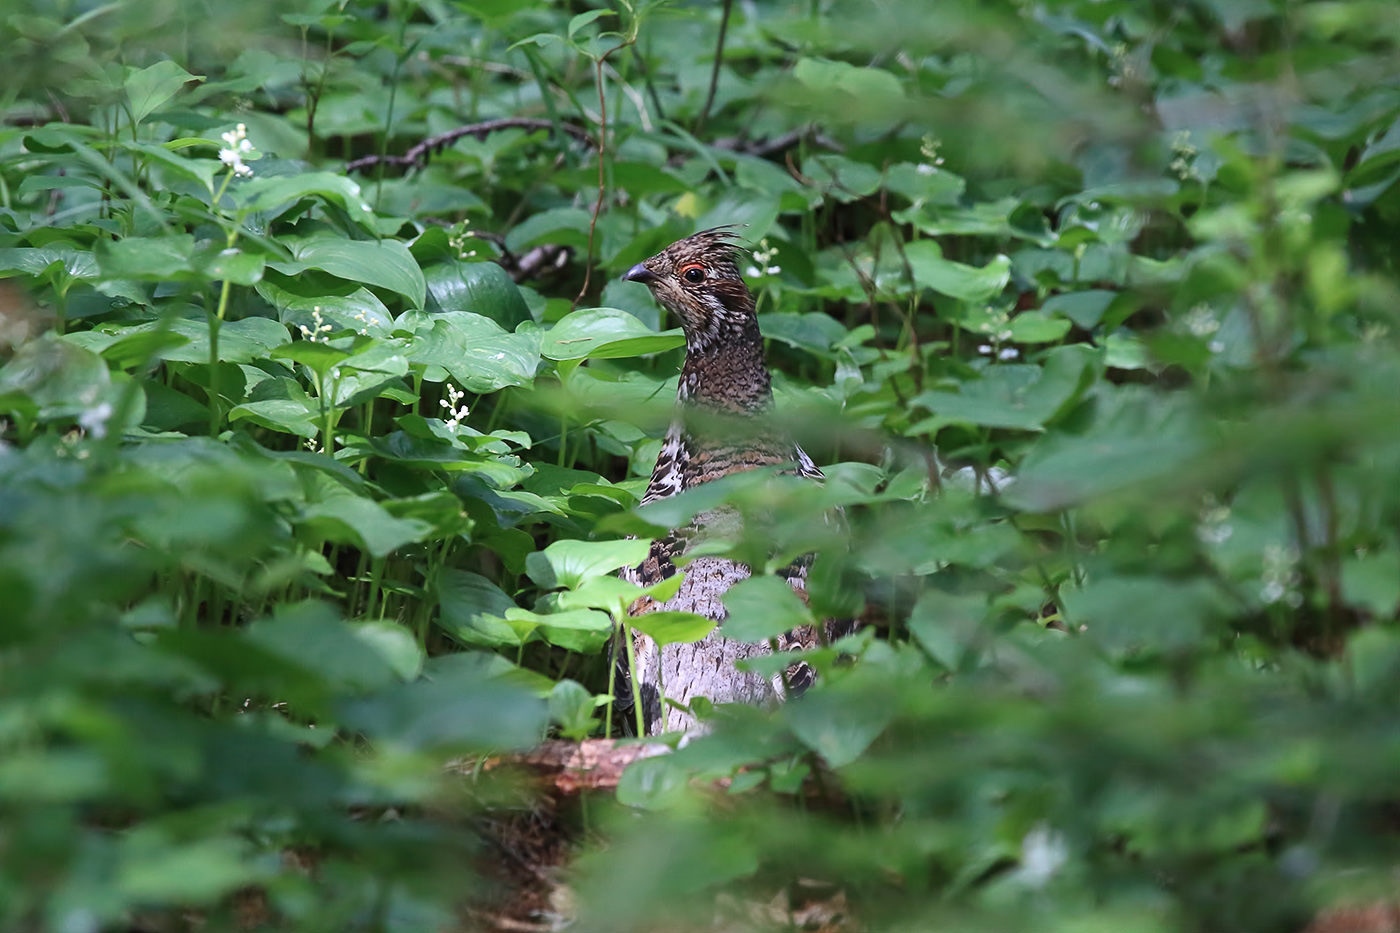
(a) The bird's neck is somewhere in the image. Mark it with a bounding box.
[677,314,772,414]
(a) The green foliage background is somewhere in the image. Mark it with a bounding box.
[3,0,1400,929]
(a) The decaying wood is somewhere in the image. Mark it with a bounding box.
[462,739,669,795]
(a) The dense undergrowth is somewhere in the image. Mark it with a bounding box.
[3,0,1400,930]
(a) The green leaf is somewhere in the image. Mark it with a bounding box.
[270,340,351,377]
[901,240,1011,303]
[424,259,533,330]
[508,607,612,653]
[402,311,540,392]
[124,60,203,125]
[247,601,398,694]
[912,343,1096,433]
[126,316,289,364]
[437,570,522,648]
[274,238,426,308]
[1043,289,1117,330]
[257,275,394,335]
[720,575,814,644]
[1008,310,1071,344]
[541,307,684,360]
[118,834,259,905]
[0,245,98,282]
[298,494,432,557]
[550,679,600,740]
[568,8,612,36]
[1003,389,1203,511]
[339,657,547,751]
[236,172,376,222]
[628,611,717,648]
[1060,576,1225,657]
[785,678,894,768]
[0,335,112,421]
[525,538,652,590]
[96,235,196,280]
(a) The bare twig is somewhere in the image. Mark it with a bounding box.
[572,38,634,311]
[344,118,592,174]
[695,0,734,135]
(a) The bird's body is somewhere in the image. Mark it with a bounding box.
[617,228,825,735]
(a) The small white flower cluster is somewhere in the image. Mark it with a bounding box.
[1183,303,1226,354]
[352,309,371,336]
[447,221,478,260]
[974,306,1017,359]
[1170,130,1200,181]
[1196,499,1234,546]
[298,306,332,343]
[916,133,945,175]
[1261,542,1303,608]
[440,383,470,431]
[1014,824,1068,889]
[219,123,256,178]
[744,238,781,279]
[79,402,114,439]
[1107,42,1140,88]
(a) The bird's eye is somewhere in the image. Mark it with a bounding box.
[680,264,706,284]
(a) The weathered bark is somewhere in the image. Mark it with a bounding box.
[632,557,809,736]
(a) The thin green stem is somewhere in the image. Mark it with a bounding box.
[622,620,646,737]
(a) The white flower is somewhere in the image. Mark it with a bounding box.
[297,306,333,343]
[218,123,257,178]
[439,383,470,431]
[1015,824,1068,889]
[78,402,113,439]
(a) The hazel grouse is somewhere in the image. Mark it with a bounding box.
[617,227,828,736]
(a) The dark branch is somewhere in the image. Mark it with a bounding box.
[345,118,592,174]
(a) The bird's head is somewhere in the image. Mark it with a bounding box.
[624,227,756,349]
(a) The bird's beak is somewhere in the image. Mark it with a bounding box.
[624,263,657,285]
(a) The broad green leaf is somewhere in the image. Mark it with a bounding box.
[274,238,426,308]
[508,607,612,653]
[236,172,376,223]
[525,537,652,590]
[0,335,111,421]
[352,621,424,681]
[100,329,191,369]
[424,259,533,329]
[0,245,98,281]
[228,397,319,437]
[628,611,716,648]
[901,240,1011,303]
[117,834,259,905]
[720,575,814,644]
[270,340,351,376]
[912,344,1096,432]
[127,316,289,364]
[1008,310,1072,344]
[549,679,600,740]
[125,60,203,125]
[541,307,684,360]
[1003,389,1204,511]
[96,235,196,280]
[338,659,547,751]
[785,679,894,768]
[256,275,394,335]
[247,601,398,693]
[437,570,521,648]
[1043,289,1116,330]
[298,495,432,557]
[402,311,540,392]
[120,140,219,192]
[568,8,612,36]
[1060,576,1225,657]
